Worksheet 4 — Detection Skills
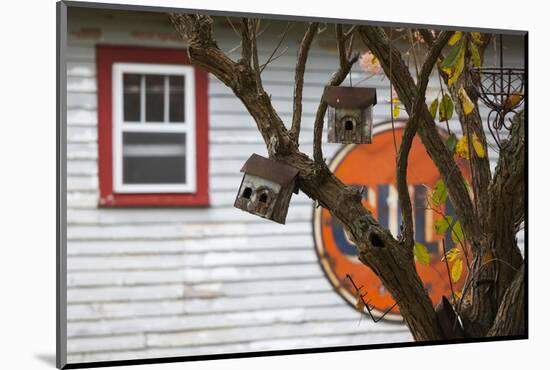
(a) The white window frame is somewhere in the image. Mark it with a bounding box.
[112,63,196,193]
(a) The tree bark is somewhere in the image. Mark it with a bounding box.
[487,264,525,337]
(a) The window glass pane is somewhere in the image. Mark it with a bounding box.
[122,132,186,184]
[169,75,185,123]
[145,75,165,122]
[123,73,141,122]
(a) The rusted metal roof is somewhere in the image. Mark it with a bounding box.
[240,154,299,188]
[322,86,377,109]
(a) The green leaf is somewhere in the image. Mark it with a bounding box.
[446,133,458,154]
[432,179,448,207]
[441,40,464,69]
[439,93,454,122]
[435,216,453,235]
[470,42,481,68]
[429,98,439,119]
[414,242,431,266]
[451,258,463,283]
[451,221,464,244]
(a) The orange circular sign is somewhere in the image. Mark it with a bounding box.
[313,121,470,321]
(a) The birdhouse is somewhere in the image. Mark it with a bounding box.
[234,153,299,224]
[322,86,377,144]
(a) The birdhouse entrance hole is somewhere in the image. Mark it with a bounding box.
[345,119,355,130]
[242,187,252,199]
[259,193,268,203]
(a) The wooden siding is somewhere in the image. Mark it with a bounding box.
[65,8,525,364]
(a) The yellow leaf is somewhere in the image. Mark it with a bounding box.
[472,133,486,158]
[471,32,483,44]
[458,86,475,115]
[451,259,463,283]
[442,247,461,263]
[392,102,400,119]
[454,291,462,300]
[470,42,482,68]
[447,45,465,85]
[504,92,522,109]
[455,135,469,160]
[448,31,462,46]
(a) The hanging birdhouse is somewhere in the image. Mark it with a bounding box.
[234,153,299,224]
[322,86,377,144]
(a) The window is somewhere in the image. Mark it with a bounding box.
[96,46,209,206]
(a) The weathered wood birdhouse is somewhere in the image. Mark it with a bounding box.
[323,86,377,144]
[234,153,299,224]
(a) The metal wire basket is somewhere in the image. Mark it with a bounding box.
[471,67,525,145]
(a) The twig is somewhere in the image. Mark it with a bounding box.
[259,22,293,74]
[346,274,399,322]
[344,25,357,41]
[289,22,319,144]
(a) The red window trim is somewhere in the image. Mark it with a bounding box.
[96,45,209,207]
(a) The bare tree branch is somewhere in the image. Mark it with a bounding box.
[259,22,292,73]
[396,30,454,248]
[240,18,252,65]
[250,19,263,94]
[290,22,319,143]
[169,13,289,155]
[336,24,347,68]
[344,25,357,41]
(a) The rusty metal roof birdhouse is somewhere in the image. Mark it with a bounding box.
[234,154,299,224]
[322,86,377,144]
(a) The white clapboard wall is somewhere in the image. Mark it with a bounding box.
[65,8,525,363]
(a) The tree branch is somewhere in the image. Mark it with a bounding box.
[336,24,347,68]
[240,18,252,65]
[250,19,263,94]
[169,14,290,156]
[290,22,319,143]
[396,30,453,248]
[358,26,484,250]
